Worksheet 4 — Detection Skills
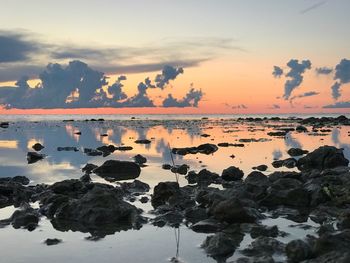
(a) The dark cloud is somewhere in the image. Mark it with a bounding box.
[290,91,319,102]
[275,59,312,100]
[272,66,283,78]
[155,65,183,89]
[300,1,327,14]
[315,67,333,75]
[231,104,248,109]
[0,61,201,109]
[0,31,41,63]
[323,101,350,108]
[330,59,350,100]
[271,104,280,109]
[162,87,203,107]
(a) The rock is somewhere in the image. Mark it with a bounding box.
[267,131,287,137]
[201,232,244,261]
[235,256,275,263]
[0,176,30,185]
[245,171,269,185]
[313,230,350,257]
[171,164,189,175]
[32,143,44,151]
[296,125,308,132]
[0,122,9,128]
[27,152,45,164]
[218,142,245,147]
[297,146,349,171]
[151,210,183,227]
[82,163,98,174]
[172,143,218,155]
[286,239,312,262]
[184,207,208,224]
[133,154,147,164]
[272,158,297,169]
[4,205,40,231]
[210,198,261,224]
[253,165,268,172]
[115,146,133,151]
[186,169,220,186]
[57,146,79,152]
[268,171,301,182]
[288,148,309,157]
[151,182,180,208]
[120,180,150,194]
[84,148,103,156]
[94,160,141,182]
[241,237,285,257]
[140,196,149,203]
[44,238,62,246]
[162,164,172,170]
[222,166,244,181]
[250,225,279,238]
[191,219,224,233]
[134,139,151,144]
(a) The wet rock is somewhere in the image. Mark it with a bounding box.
[172,143,218,155]
[0,176,30,185]
[171,164,189,175]
[1,204,40,231]
[313,230,350,257]
[32,143,44,151]
[184,206,208,224]
[250,225,279,238]
[252,165,268,172]
[57,146,79,152]
[186,169,220,186]
[0,122,9,128]
[272,158,297,169]
[267,131,287,137]
[268,171,301,182]
[245,171,269,185]
[241,236,285,257]
[286,239,312,262]
[162,164,172,170]
[151,182,180,208]
[297,146,349,172]
[50,179,87,198]
[120,180,150,194]
[115,146,133,151]
[152,210,183,227]
[288,148,309,157]
[82,163,98,174]
[96,145,115,156]
[44,238,62,246]
[296,125,308,132]
[94,160,141,182]
[218,142,245,147]
[133,154,147,164]
[191,219,224,233]
[235,256,275,263]
[134,139,151,144]
[27,152,45,164]
[222,166,244,181]
[210,198,261,224]
[140,196,149,203]
[201,232,244,261]
[84,148,103,156]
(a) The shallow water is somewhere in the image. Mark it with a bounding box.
[0,115,349,262]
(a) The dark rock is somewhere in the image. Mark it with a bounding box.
[250,225,279,238]
[27,152,45,164]
[296,125,308,132]
[120,180,150,194]
[268,171,301,182]
[115,146,133,151]
[186,169,220,186]
[201,232,244,261]
[0,122,9,128]
[286,239,312,262]
[253,165,268,172]
[82,163,98,174]
[184,207,208,224]
[162,164,172,170]
[44,238,62,246]
[288,148,309,157]
[133,154,147,164]
[134,139,151,144]
[57,146,79,152]
[272,158,297,169]
[172,143,218,155]
[94,160,141,182]
[222,166,244,181]
[2,205,40,231]
[245,171,269,185]
[218,142,245,147]
[151,210,183,227]
[151,182,180,208]
[140,196,149,203]
[84,148,103,156]
[171,164,189,175]
[267,131,287,137]
[241,237,285,257]
[191,219,224,233]
[297,146,349,171]
[32,143,44,151]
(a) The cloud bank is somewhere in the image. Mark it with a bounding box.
[0,61,203,109]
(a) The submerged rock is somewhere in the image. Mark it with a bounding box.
[287,148,309,157]
[32,143,44,151]
[222,166,244,181]
[44,238,62,246]
[94,160,141,182]
[172,143,218,155]
[133,154,147,164]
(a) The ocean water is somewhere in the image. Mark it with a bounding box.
[0,114,349,262]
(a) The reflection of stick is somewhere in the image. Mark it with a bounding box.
[168,143,179,184]
[174,227,180,259]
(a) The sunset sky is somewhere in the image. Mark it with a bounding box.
[0,0,350,114]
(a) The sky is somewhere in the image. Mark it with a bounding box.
[0,0,350,114]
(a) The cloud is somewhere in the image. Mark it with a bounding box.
[155,65,184,89]
[274,59,312,100]
[315,67,333,75]
[0,31,41,63]
[231,104,248,109]
[300,1,327,14]
[162,87,203,107]
[0,61,202,109]
[290,91,319,102]
[330,59,350,100]
[271,104,280,109]
[272,66,283,78]
[323,101,350,108]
